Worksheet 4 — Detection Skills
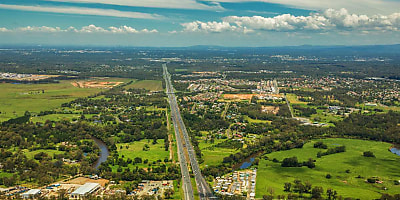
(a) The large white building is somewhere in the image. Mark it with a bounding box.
[70,183,100,199]
[21,189,41,199]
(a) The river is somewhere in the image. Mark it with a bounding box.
[91,137,110,169]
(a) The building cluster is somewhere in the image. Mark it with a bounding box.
[254,80,279,94]
[183,92,221,102]
[0,72,33,80]
[130,180,173,196]
[282,76,400,103]
[0,72,59,81]
[15,178,174,199]
[19,182,102,199]
[213,169,257,200]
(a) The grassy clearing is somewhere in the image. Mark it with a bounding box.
[310,109,343,125]
[358,103,400,112]
[23,149,64,160]
[175,69,188,72]
[256,138,400,199]
[198,135,239,167]
[125,80,163,91]
[0,80,103,122]
[116,140,169,168]
[243,115,272,124]
[286,93,308,104]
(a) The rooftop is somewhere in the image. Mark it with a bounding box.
[71,183,100,195]
[23,189,41,195]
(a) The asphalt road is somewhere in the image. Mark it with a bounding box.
[163,64,216,200]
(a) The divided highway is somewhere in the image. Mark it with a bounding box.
[163,64,216,200]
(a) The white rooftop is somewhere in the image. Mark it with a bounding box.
[71,183,100,195]
[23,189,41,196]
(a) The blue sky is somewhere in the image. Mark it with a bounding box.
[0,0,399,46]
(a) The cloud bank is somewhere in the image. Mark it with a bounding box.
[0,25,158,33]
[46,0,223,10]
[182,8,400,33]
[205,0,400,15]
[0,4,163,20]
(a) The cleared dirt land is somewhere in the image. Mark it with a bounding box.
[72,81,123,89]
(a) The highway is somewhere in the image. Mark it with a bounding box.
[163,64,216,200]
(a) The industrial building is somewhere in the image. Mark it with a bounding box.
[21,189,41,199]
[70,183,100,199]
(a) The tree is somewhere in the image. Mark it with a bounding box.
[164,188,174,199]
[281,156,299,167]
[311,186,324,199]
[363,151,375,157]
[327,188,335,200]
[326,174,332,179]
[284,182,292,192]
[57,189,68,200]
[303,181,312,193]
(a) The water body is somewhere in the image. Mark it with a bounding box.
[238,157,255,169]
[390,147,400,156]
[92,137,110,169]
[233,152,260,170]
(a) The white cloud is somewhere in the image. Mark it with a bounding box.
[182,8,400,33]
[46,0,224,10]
[0,25,158,34]
[181,21,240,33]
[0,4,163,20]
[0,28,10,32]
[205,0,400,15]
[17,26,64,33]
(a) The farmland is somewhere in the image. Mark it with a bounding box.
[125,80,163,91]
[0,78,131,122]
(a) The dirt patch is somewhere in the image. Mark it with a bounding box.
[261,106,280,115]
[65,177,109,187]
[223,94,257,101]
[72,81,123,89]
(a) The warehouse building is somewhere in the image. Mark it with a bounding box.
[21,189,41,199]
[70,183,100,199]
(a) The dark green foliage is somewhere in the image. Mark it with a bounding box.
[363,151,376,157]
[281,156,300,167]
[314,141,328,149]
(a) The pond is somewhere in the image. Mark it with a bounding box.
[390,147,400,156]
[238,157,255,169]
[233,153,260,170]
[92,137,110,169]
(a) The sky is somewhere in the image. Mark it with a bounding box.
[0,0,399,47]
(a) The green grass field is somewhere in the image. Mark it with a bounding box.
[244,115,272,124]
[23,149,64,160]
[0,80,103,122]
[174,69,188,72]
[125,80,163,91]
[116,139,169,168]
[198,135,239,167]
[256,138,400,199]
[286,93,308,104]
